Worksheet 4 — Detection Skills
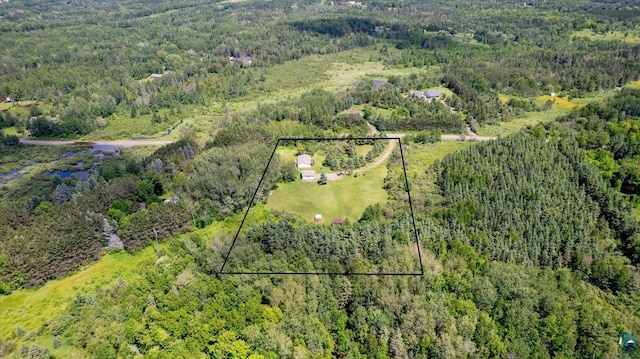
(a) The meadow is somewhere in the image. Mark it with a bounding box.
[266,164,388,223]
[571,29,640,44]
[477,92,614,137]
[0,248,155,357]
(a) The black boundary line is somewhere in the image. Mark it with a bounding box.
[218,137,281,274]
[219,136,423,276]
[397,137,424,275]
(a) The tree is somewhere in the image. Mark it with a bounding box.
[318,172,327,185]
[323,151,337,170]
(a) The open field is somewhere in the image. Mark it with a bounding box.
[1,126,21,136]
[350,104,394,119]
[626,80,640,89]
[404,141,474,178]
[571,29,640,44]
[266,164,387,223]
[0,248,155,340]
[478,93,611,137]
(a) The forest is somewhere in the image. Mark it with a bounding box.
[1,0,640,358]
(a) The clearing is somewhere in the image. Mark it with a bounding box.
[266,162,388,223]
[0,249,154,340]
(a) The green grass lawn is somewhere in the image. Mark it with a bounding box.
[266,164,387,223]
[278,144,374,173]
[633,206,640,221]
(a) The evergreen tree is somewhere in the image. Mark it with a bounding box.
[318,172,327,185]
[323,151,337,170]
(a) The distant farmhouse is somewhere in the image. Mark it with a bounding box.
[301,170,316,181]
[297,154,313,168]
[424,89,442,99]
[229,56,252,66]
[150,73,163,79]
[412,91,426,99]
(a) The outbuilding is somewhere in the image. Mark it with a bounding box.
[424,89,442,99]
[297,154,313,168]
[301,170,316,181]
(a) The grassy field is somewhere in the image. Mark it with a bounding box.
[266,164,387,223]
[626,80,640,89]
[571,29,640,44]
[633,206,640,221]
[477,93,607,137]
[404,141,473,178]
[350,104,394,119]
[1,126,21,136]
[0,248,155,340]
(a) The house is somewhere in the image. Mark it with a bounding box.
[412,91,426,99]
[229,56,252,66]
[3,96,13,103]
[301,170,316,181]
[342,109,363,116]
[150,73,163,79]
[424,89,442,99]
[314,214,322,222]
[332,218,343,225]
[297,154,313,168]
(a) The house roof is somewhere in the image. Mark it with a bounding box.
[425,89,442,98]
[301,170,316,178]
[413,91,425,98]
[372,80,386,88]
[297,154,312,165]
[150,73,163,78]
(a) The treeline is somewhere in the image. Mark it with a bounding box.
[435,134,639,292]
[13,166,640,358]
[251,89,357,131]
[0,139,201,291]
[289,17,379,38]
[556,87,640,196]
[181,141,296,221]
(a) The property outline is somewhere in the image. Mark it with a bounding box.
[218,137,424,276]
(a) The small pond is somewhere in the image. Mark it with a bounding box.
[42,170,91,181]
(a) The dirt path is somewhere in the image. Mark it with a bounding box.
[366,122,378,135]
[19,136,174,148]
[317,133,403,181]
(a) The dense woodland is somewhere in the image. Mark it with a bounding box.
[1,0,640,358]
